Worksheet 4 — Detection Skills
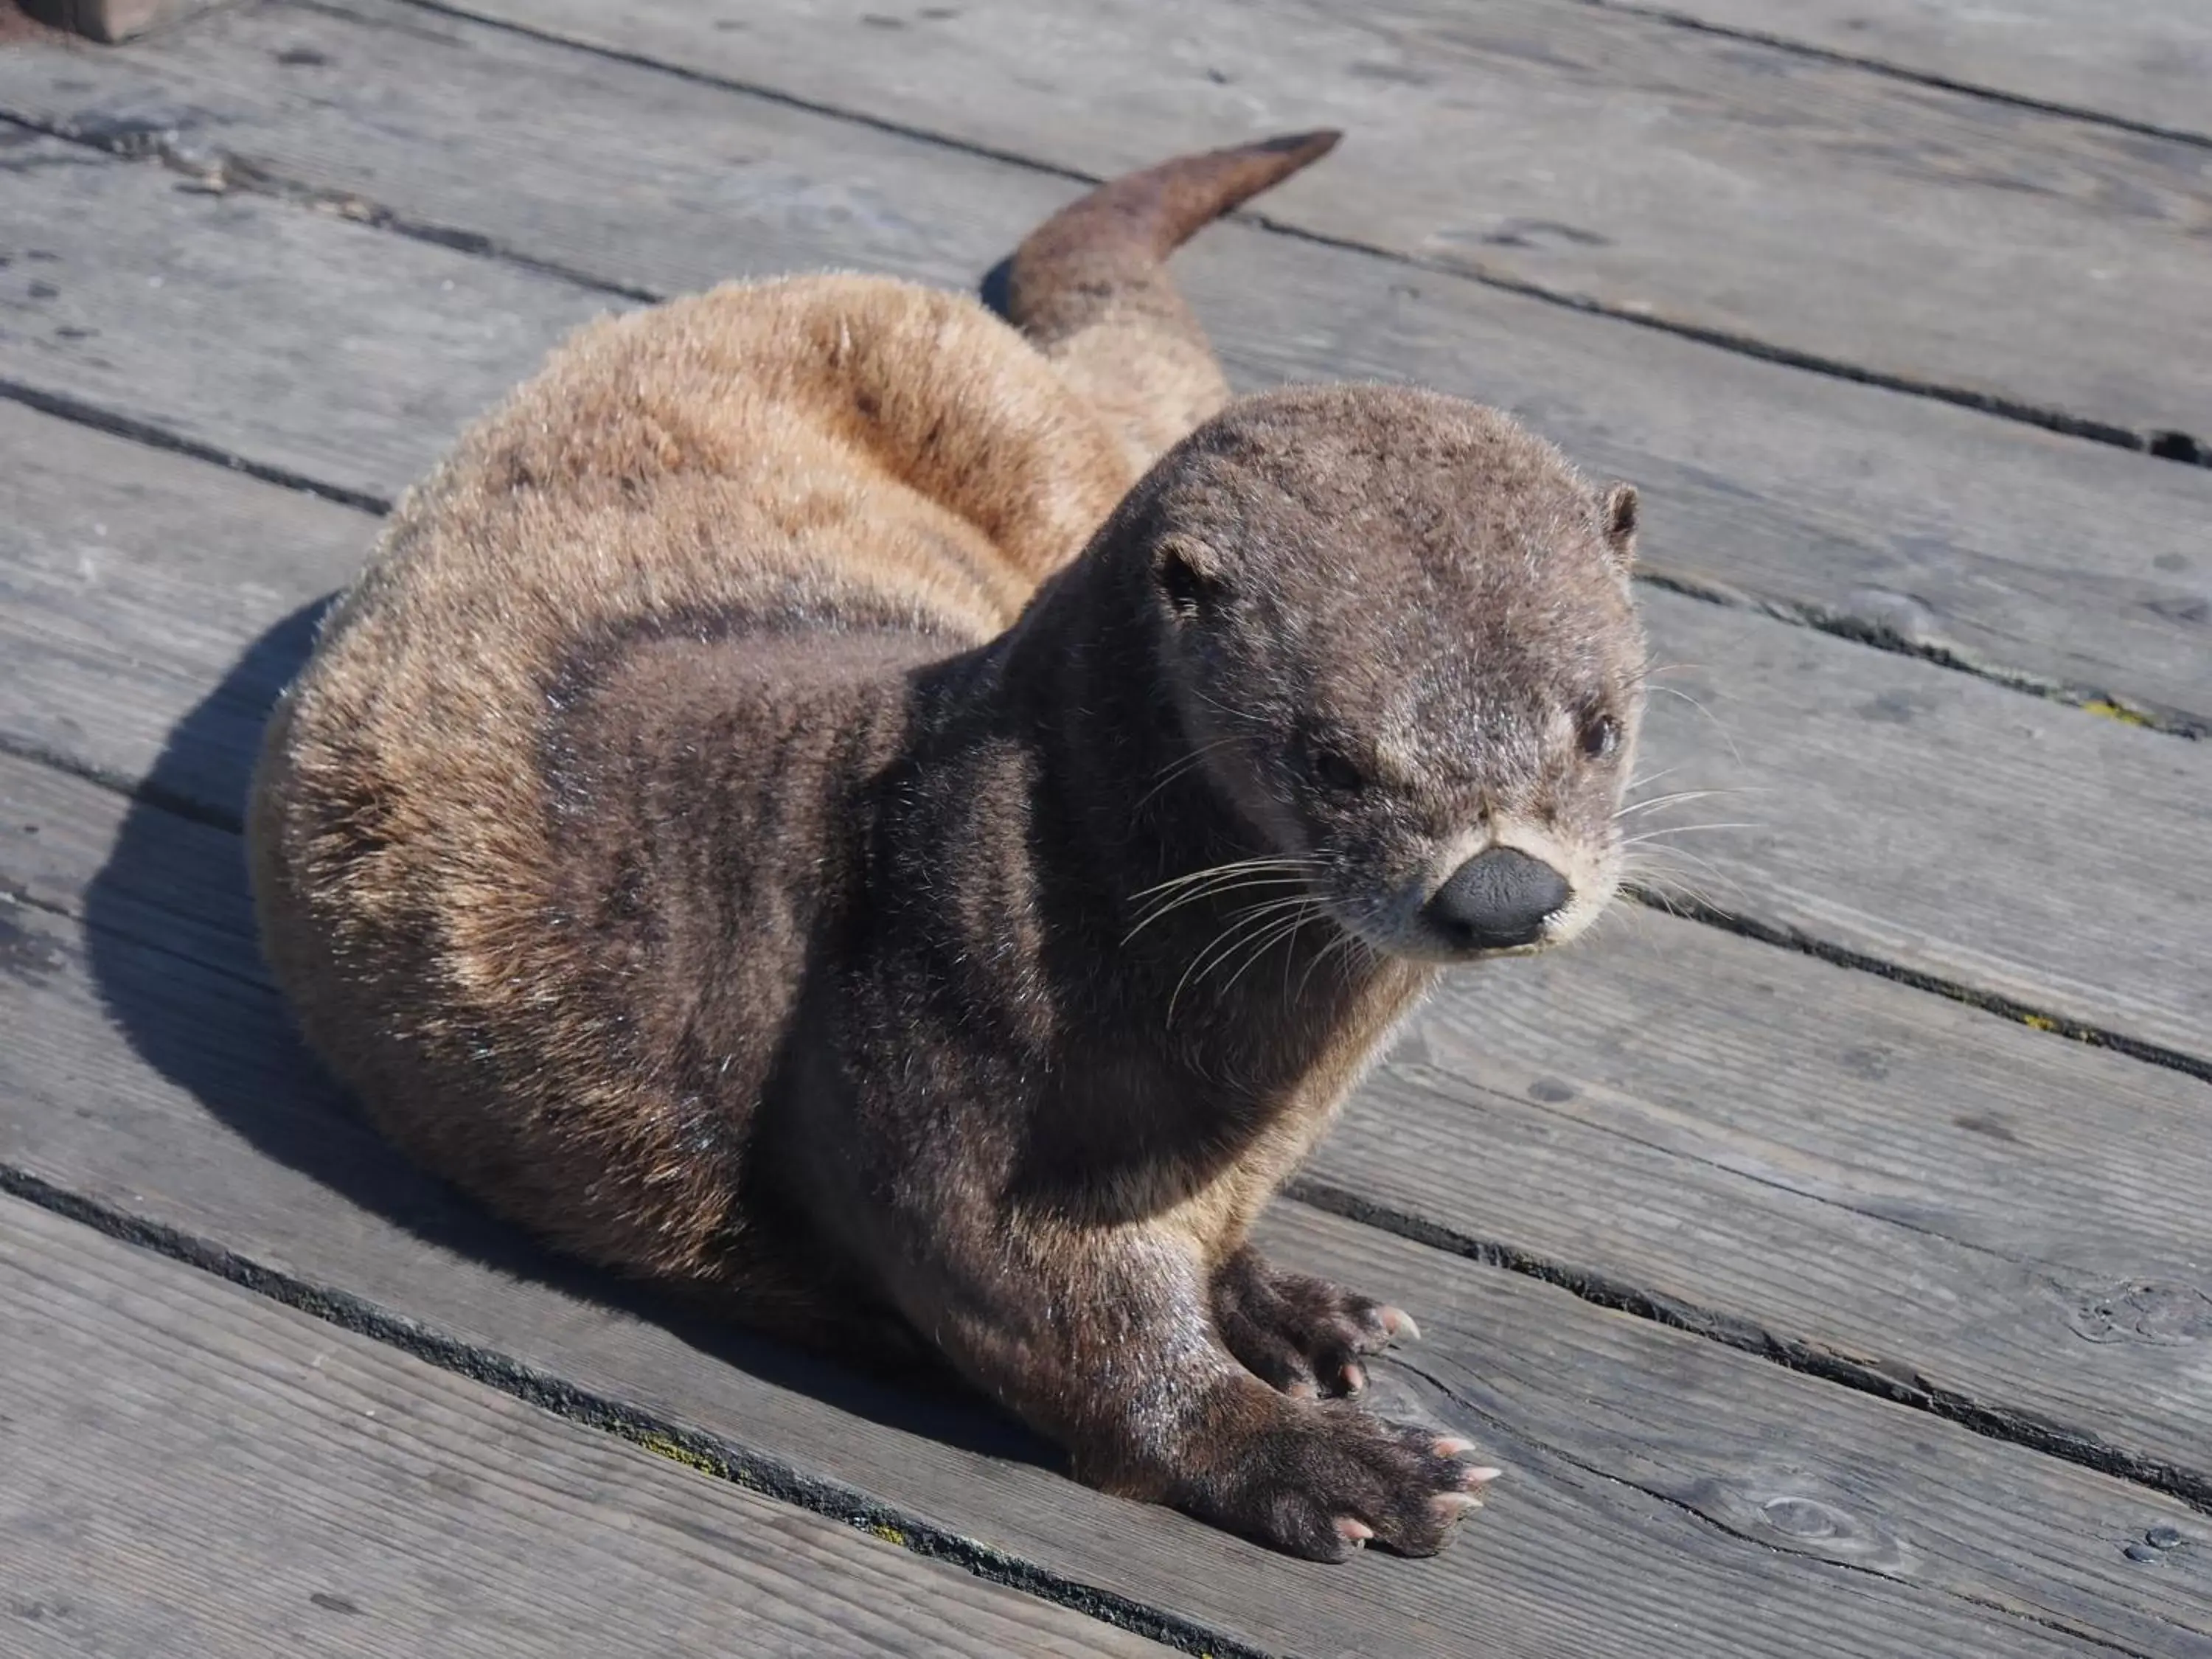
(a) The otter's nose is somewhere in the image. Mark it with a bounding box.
[1425,848,1571,950]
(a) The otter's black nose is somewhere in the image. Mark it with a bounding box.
[1425,848,1571,950]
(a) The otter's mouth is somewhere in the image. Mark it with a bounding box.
[1329,841,1607,965]
[1340,912,1568,967]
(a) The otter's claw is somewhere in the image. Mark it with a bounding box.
[1212,1248,1420,1399]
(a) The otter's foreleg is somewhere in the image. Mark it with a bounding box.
[889,1217,1495,1560]
[1001,131,1341,473]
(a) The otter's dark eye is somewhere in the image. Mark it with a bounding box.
[1306,746,1366,793]
[1316,751,1366,791]
[1580,713,1621,759]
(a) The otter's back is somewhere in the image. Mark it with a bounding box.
[248,274,1133,1274]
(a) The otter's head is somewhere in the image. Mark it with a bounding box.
[1132,384,1645,964]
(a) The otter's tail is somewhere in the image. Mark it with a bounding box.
[1003,131,1341,472]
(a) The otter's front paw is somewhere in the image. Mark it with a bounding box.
[1212,1248,1416,1398]
[1182,1396,1499,1561]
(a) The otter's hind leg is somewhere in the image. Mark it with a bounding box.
[1002,131,1340,472]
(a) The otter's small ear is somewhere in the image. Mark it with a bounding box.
[1154,538,1227,622]
[1600,483,1639,571]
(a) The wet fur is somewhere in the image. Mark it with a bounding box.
[250,135,1646,1560]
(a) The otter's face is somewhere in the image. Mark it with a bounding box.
[1145,389,1646,966]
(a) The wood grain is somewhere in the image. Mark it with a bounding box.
[1320,922,2212,1498]
[2,1,2208,731]
[1607,0,2212,141]
[0,128,615,507]
[1253,1202,2212,1659]
[13,596,2212,1502]
[0,812,2197,1657]
[0,400,368,806]
[417,0,2212,448]
[1620,588,2212,1057]
[0,1194,1173,1659]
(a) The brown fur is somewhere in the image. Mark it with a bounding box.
[249,135,1646,1560]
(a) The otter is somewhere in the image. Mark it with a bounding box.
[248,132,1646,1561]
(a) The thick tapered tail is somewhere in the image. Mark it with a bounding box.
[1001,131,1343,470]
[1006,130,1341,344]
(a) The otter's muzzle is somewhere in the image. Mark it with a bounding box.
[1425,847,1571,951]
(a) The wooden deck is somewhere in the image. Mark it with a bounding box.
[1,1,2208,1652]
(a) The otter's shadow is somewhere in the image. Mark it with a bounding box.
[83,599,1051,1472]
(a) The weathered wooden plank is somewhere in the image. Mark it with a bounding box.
[0,129,616,507]
[1322,936,2212,1495]
[414,0,2212,450]
[0,790,2197,1657]
[1252,1203,2212,1659]
[3,1,2208,731]
[13,399,2212,1514]
[1620,594,2212,1057]
[0,1194,1174,1659]
[0,400,364,804]
[0,16,2203,1656]
[16,602,2212,1516]
[1616,0,2212,141]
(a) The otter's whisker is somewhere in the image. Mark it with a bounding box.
[1126,869,1318,942]
[1168,896,1318,1023]
[1623,848,1747,908]
[1623,760,1689,791]
[1131,855,1324,901]
[1214,905,1325,1003]
[1187,684,1271,732]
[1127,855,1324,939]
[1294,925,1371,1002]
[1619,822,1764,844]
[1628,843,1745,880]
[1222,897,1330,988]
[1647,682,1745,766]
[1131,735,1252,815]
[1624,872,1706,914]
[1614,787,1743,819]
[1587,893,1660,957]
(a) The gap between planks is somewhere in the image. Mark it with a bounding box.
[0,19,2203,1655]
[1,1103,2204,1658]
[1559,0,2212,149]
[1287,1174,2212,1517]
[2,122,2208,1065]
